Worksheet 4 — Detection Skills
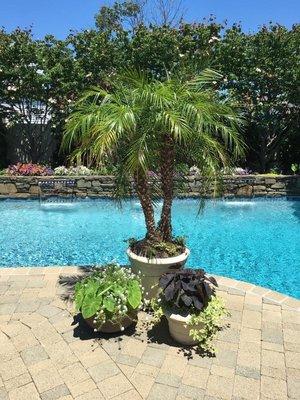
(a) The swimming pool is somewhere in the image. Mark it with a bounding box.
[0,198,299,298]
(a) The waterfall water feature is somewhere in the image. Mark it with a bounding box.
[38,179,76,206]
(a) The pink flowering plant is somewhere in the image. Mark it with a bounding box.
[7,163,54,176]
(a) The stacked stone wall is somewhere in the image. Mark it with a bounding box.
[0,175,299,199]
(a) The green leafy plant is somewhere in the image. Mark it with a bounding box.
[159,269,217,310]
[153,269,229,353]
[173,236,187,248]
[189,296,229,353]
[176,163,190,175]
[95,165,118,175]
[268,168,281,175]
[74,263,143,331]
[291,163,299,175]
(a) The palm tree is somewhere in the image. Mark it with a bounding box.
[63,69,244,249]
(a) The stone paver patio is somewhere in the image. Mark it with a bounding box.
[0,267,299,400]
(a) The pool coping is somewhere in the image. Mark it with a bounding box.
[1,194,300,200]
[1,266,299,311]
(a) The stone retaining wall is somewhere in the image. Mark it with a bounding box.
[0,174,299,199]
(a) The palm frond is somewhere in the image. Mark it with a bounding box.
[124,132,151,175]
[187,69,223,91]
[62,68,245,204]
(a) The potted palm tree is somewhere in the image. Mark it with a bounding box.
[63,69,244,299]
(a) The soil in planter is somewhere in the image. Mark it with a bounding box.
[130,238,185,259]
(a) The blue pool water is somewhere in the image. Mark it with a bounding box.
[0,198,299,298]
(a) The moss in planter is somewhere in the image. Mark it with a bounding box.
[127,236,186,258]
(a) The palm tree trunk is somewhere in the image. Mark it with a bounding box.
[134,171,157,240]
[158,133,175,242]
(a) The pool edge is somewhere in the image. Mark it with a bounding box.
[1,266,299,310]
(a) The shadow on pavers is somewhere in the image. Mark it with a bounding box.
[146,315,218,360]
[58,265,93,302]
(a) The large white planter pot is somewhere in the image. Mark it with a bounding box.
[164,308,203,346]
[127,248,190,300]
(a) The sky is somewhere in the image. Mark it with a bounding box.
[0,0,299,38]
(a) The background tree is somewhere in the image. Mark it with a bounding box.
[126,20,222,79]
[0,28,79,164]
[95,0,184,31]
[216,23,300,173]
[0,121,7,168]
[0,1,298,172]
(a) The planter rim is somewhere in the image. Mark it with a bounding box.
[127,247,190,265]
[164,306,193,323]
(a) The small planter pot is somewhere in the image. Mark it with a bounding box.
[127,248,190,300]
[85,311,137,334]
[164,307,203,346]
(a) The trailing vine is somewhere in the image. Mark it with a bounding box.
[151,295,228,354]
[188,296,229,353]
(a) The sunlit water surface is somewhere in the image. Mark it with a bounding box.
[0,198,299,298]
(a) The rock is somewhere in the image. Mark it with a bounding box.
[254,192,267,196]
[0,183,17,195]
[271,182,285,189]
[15,182,30,190]
[13,193,31,199]
[224,193,235,198]
[237,185,253,196]
[76,192,88,198]
[266,192,280,196]
[92,180,101,187]
[193,180,203,188]
[77,179,91,188]
[29,186,40,195]
[265,178,276,184]
[99,176,115,183]
[0,183,6,194]
[253,185,266,191]
[100,183,115,190]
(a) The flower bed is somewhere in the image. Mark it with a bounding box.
[6,163,54,176]
[3,163,97,177]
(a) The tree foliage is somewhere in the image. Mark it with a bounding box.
[216,23,300,172]
[0,28,79,163]
[0,1,298,172]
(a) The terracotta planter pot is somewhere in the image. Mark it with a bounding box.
[85,311,137,334]
[127,248,190,300]
[164,307,203,346]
